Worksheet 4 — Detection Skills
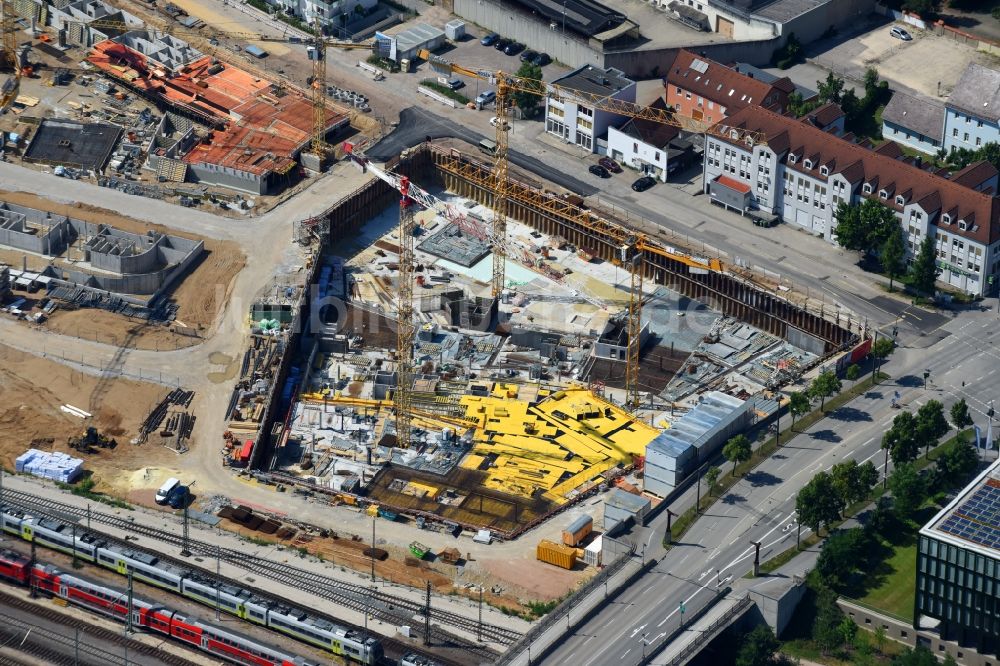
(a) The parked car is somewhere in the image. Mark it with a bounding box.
[890,26,912,41]
[489,116,511,130]
[494,37,512,51]
[589,165,610,178]
[504,41,525,56]
[631,176,656,192]
[520,49,538,62]
[598,157,622,173]
[480,32,500,46]
[167,485,189,510]
[531,52,551,67]
[476,90,496,106]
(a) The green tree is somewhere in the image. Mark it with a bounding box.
[839,87,860,120]
[874,625,887,654]
[888,462,926,520]
[863,67,880,97]
[950,398,972,431]
[846,364,861,386]
[735,624,780,666]
[797,471,844,535]
[909,236,940,295]
[771,32,803,69]
[705,465,720,492]
[883,411,920,464]
[816,527,873,588]
[892,644,942,666]
[834,199,899,256]
[809,370,841,412]
[788,391,812,430]
[512,62,544,117]
[873,337,895,363]
[817,72,844,104]
[881,228,906,291]
[831,459,879,506]
[901,0,934,16]
[915,399,949,456]
[723,434,752,477]
[935,437,978,487]
[812,586,846,654]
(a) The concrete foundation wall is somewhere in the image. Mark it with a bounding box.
[838,599,990,666]
[452,0,605,69]
[0,203,75,256]
[432,148,859,351]
[782,0,876,43]
[187,162,268,195]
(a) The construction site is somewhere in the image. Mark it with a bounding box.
[0,0,377,212]
[225,140,861,554]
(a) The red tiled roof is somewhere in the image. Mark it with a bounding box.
[667,49,792,112]
[950,161,999,189]
[88,38,344,177]
[715,105,1000,245]
[716,174,751,194]
[803,102,845,129]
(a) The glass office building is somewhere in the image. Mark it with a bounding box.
[917,458,1000,658]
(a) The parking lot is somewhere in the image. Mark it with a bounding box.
[414,23,573,101]
[812,19,994,97]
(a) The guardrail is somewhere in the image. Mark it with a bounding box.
[652,594,754,665]
[357,60,386,80]
[417,85,458,108]
[496,540,639,665]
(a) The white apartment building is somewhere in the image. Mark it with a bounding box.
[546,65,635,153]
[703,105,1000,296]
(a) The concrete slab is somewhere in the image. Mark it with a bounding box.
[811,20,995,97]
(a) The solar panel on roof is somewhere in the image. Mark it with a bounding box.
[938,482,1000,549]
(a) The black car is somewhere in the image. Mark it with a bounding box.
[589,165,610,178]
[494,37,512,51]
[631,176,656,192]
[520,49,538,62]
[504,41,525,56]
[531,52,551,67]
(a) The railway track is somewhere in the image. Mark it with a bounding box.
[0,487,510,661]
[0,588,199,666]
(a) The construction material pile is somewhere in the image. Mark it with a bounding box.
[16,449,84,483]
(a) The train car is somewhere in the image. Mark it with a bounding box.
[0,549,30,585]
[43,567,318,666]
[0,509,384,665]
[181,571,264,622]
[30,517,101,563]
[96,544,185,594]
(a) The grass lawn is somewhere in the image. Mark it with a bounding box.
[858,540,916,622]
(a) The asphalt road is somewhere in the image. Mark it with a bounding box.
[536,309,1000,666]
[366,107,599,196]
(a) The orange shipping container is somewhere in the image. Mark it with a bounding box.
[537,539,577,570]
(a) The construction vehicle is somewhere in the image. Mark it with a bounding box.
[416,50,741,410]
[68,426,117,453]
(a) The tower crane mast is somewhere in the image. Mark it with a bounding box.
[417,50,754,410]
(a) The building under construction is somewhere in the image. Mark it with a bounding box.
[241,142,863,539]
[87,31,349,193]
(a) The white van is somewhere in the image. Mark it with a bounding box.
[156,477,180,505]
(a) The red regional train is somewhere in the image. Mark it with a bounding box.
[0,548,320,666]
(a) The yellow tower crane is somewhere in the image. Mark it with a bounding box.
[67,16,373,162]
[417,50,760,409]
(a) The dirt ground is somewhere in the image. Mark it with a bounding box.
[0,189,246,349]
[210,515,583,612]
[0,344,174,484]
